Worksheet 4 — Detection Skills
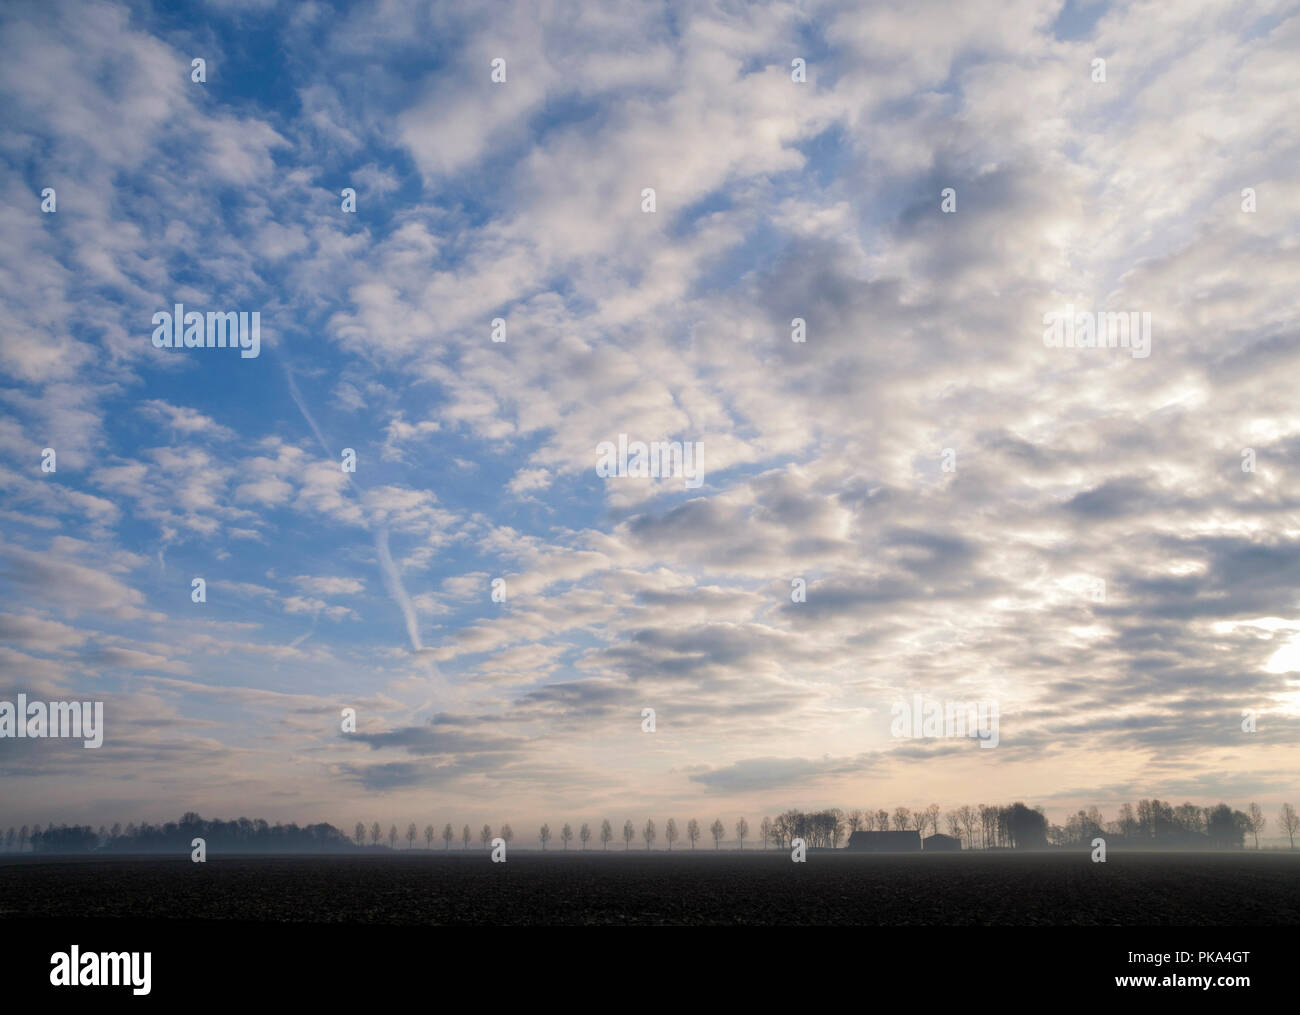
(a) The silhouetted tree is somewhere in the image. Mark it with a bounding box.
[355,822,366,846]
[370,821,381,846]
[442,823,454,849]
[876,809,890,832]
[462,824,471,849]
[643,818,656,850]
[1280,803,1298,849]
[407,823,417,849]
[580,823,591,850]
[388,825,398,849]
[33,825,98,853]
[1206,804,1246,848]
[958,805,977,848]
[501,823,513,846]
[687,818,700,849]
[561,823,573,850]
[1175,802,1204,838]
[1117,802,1138,840]
[735,816,749,850]
[1247,803,1264,848]
[539,823,551,850]
[481,824,493,849]
[710,818,724,849]
[760,816,772,848]
[622,819,634,849]
[1001,803,1048,849]
[600,819,613,850]
[425,824,435,849]
[665,818,678,850]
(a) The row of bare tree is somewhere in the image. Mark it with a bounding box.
[9,801,1296,853]
[1052,800,1298,848]
[349,801,1300,852]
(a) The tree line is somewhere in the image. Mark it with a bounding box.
[8,801,1297,854]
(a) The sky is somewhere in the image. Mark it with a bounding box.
[1,0,1298,842]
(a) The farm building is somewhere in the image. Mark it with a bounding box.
[923,833,962,851]
[845,830,922,852]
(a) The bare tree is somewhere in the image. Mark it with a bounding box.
[388,824,398,849]
[442,823,454,850]
[406,823,417,849]
[600,819,613,850]
[539,823,551,850]
[481,824,492,849]
[687,818,700,849]
[876,809,890,831]
[710,818,725,849]
[925,804,941,837]
[501,823,513,846]
[355,822,366,846]
[846,810,863,834]
[945,811,962,838]
[561,823,573,850]
[958,805,977,849]
[1247,803,1265,848]
[462,824,472,849]
[760,816,773,848]
[580,823,591,850]
[735,816,749,850]
[425,824,435,849]
[370,821,382,846]
[1280,803,1298,849]
[1136,799,1156,839]
[1117,801,1139,840]
[643,819,656,850]
[622,819,635,850]
[665,818,678,850]
[893,807,911,835]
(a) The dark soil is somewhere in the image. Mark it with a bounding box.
[3,850,1296,926]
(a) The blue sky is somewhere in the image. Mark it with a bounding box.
[1,0,1299,842]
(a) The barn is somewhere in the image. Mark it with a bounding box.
[923,833,962,851]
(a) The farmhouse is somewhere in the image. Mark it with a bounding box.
[845,830,921,852]
[923,833,962,851]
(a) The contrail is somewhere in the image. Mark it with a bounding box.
[375,522,423,652]
[279,353,425,654]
